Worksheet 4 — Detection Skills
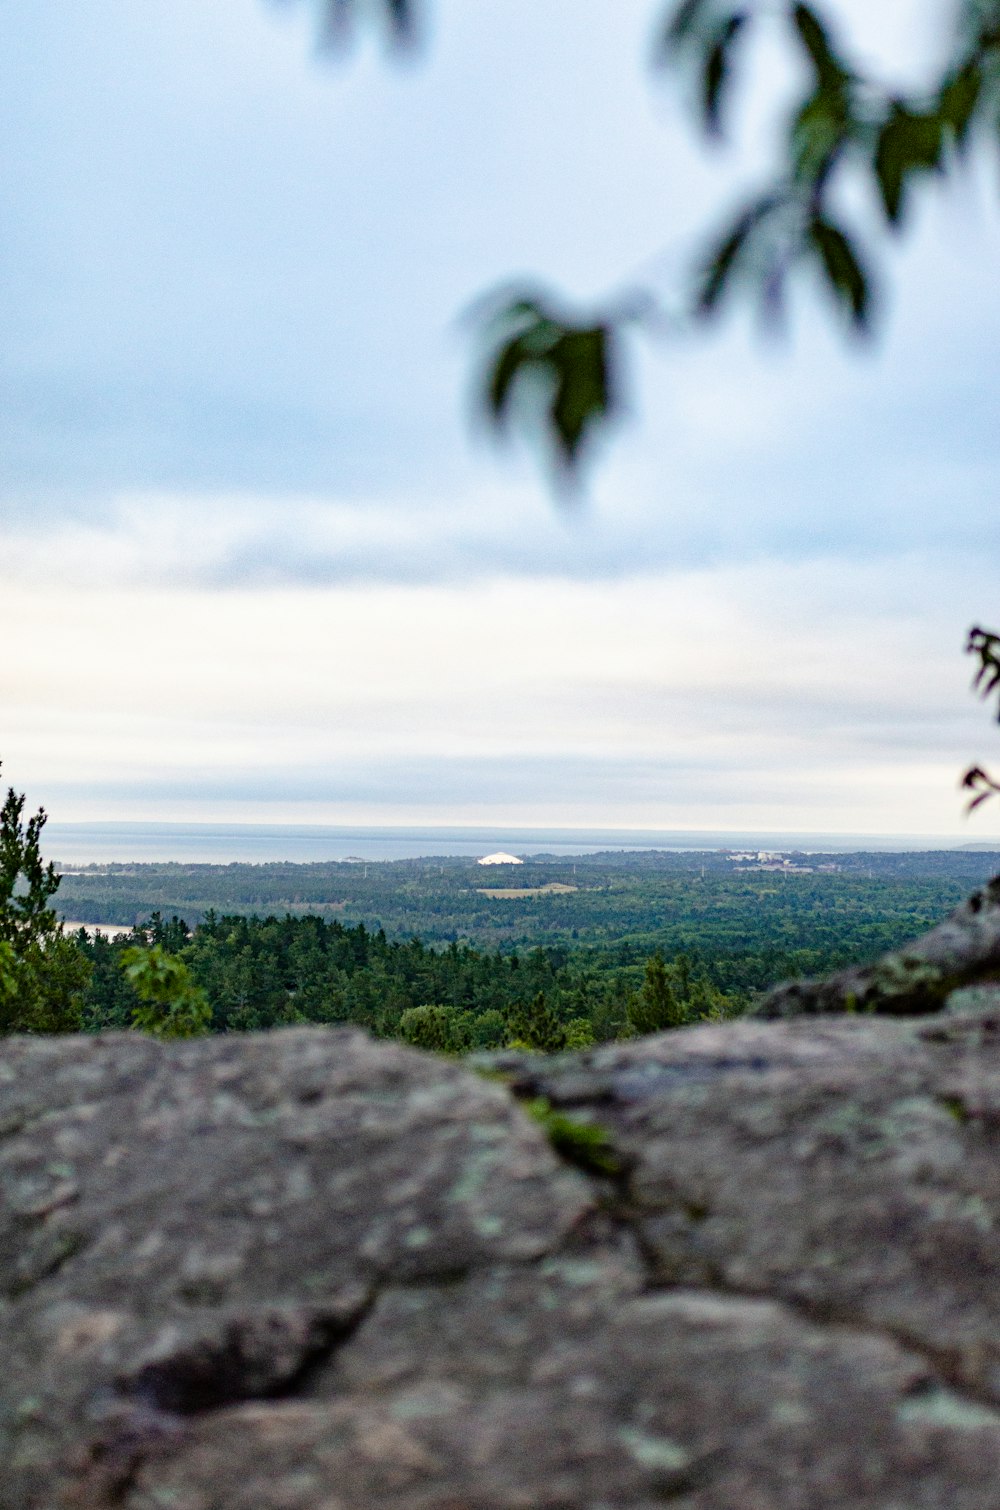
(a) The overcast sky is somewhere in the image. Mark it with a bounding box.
[2,0,998,837]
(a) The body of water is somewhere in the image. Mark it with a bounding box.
[44,822,973,866]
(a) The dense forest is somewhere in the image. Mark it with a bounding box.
[54,847,1000,1047]
[76,910,732,1048]
[57,847,1000,948]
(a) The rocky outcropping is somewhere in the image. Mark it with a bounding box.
[757,873,1000,1017]
[5,994,1000,1507]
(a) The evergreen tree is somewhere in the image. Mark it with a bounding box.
[0,766,89,1033]
[507,991,567,1053]
[628,951,684,1036]
[79,930,141,1031]
[0,780,60,950]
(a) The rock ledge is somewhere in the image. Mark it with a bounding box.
[5,1006,1000,1507]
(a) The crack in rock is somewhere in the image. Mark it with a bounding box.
[120,1289,373,1415]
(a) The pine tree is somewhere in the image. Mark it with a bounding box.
[507,991,567,1053]
[627,951,684,1037]
[0,782,60,950]
[0,764,89,1033]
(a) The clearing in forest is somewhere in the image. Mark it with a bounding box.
[476,883,579,899]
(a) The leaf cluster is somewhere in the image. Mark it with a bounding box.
[670,1,1000,334]
[968,624,1000,717]
[470,0,1000,472]
[121,944,212,1039]
[474,294,625,479]
[627,949,685,1035]
[269,0,1000,477]
[398,1001,469,1053]
[962,624,1000,812]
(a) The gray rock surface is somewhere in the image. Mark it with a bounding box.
[756,876,1000,1017]
[4,1009,1000,1507]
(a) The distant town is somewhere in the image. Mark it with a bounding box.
[727,851,841,874]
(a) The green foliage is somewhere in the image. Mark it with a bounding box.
[474,292,624,479]
[467,1007,510,1049]
[5,936,91,1035]
[563,1016,597,1050]
[524,1097,622,1177]
[0,939,19,1030]
[0,782,61,951]
[121,945,212,1039]
[274,1,1000,481]
[665,0,1000,344]
[0,765,88,1034]
[66,849,997,1039]
[628,950,684,1035]
[478,0,1000,469]
[507,991,568,1053]
[0,941,15,1000]
[398,1002,470,1053]
[661,1,752,137]
[628,947,738,1034]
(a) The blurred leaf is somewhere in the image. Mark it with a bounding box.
[960,627,1000,811]
[791,3,850,90]
[808,216,871,329]
[658,1,751,136]
[790,85,851,185]
[278,0,418,50]
[937,61,983,143]
[663,0,714,48]
[874,103,944,223]
[702,14,749,135]
[477,296,621,475]
[122,944,211,1038]
[967,625,1000,713]
[696,194,783,317]
[956,0,1000,56]
[961,764,1000,812]
[385,0,415,35]
[274,0,1000,487]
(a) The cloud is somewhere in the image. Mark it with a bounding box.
[1,0,998,840]
[1,0,997,556]
[1,551,993,834]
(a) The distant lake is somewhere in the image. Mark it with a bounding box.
[45,822,975,866]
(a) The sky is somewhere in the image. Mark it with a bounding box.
[2,0,999,839]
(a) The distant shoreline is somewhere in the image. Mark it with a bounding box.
[60,921,131,938]
[44,821,994,868]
